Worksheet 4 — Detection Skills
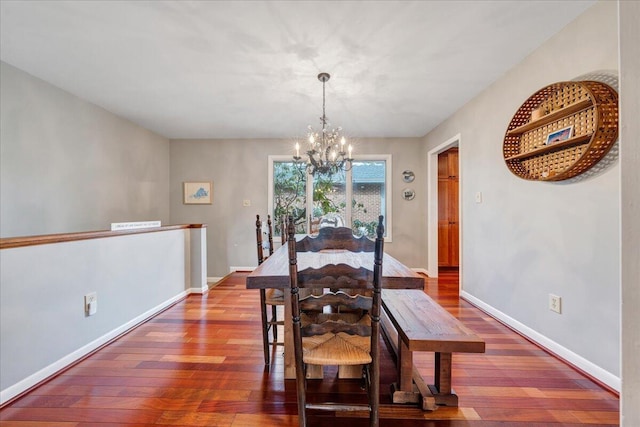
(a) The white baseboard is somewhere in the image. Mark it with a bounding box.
[0,291,189,405]
[206,276,223,287]
[461,290,621,392]
[187,285,209,294]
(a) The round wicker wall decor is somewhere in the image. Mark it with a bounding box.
[503,80,618,181]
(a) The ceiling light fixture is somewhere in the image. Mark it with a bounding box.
[294,72,353,177]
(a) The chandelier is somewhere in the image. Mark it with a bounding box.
[294,72,353,176]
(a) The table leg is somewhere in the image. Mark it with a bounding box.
[338,364,362,378]
[284,291,295,379]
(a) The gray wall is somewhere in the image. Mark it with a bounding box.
[170,138,426,277]
[0,62,170,237]
[620,1,640,424]
[423,0,620,384]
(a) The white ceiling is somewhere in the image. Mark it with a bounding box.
[0,0,595,140]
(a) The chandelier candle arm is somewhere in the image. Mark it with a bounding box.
[293,72,353,177]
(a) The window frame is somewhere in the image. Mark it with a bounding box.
[268,154,392,242]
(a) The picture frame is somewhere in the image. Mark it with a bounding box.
[183,181,212,204]
[545,125,573,146]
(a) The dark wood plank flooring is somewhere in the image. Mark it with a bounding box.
[0,270,619,426]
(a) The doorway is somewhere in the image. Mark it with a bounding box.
[438,147,459,269]
[427,134,461,277]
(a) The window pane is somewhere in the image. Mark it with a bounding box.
[311,171,347,235]
[273,162,307,235]
[351,161,386,238]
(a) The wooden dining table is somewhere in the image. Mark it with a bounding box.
[246,244,424,379]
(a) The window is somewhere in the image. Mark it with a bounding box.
[271,161,307,235]
[268,155,392,241]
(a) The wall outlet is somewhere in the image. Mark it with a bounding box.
[85,292,97,316]
[549,294,561,314]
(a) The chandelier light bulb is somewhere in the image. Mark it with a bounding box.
[295,142,300,157]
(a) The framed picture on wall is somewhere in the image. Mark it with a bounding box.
[183,181,212,204]
[545,125,573,146]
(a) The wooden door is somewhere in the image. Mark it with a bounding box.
[438,148,459,267]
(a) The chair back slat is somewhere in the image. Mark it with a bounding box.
[297,265,373,289]
[295,227,375,252]
[302,320,371,337]
[299,291,372,313]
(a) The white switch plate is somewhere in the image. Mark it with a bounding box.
[475,192,483,203]
[243,199,251,207]
[549,294,561,314]
[85,292,97,316]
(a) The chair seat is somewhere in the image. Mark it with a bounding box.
[301,313,372,365]
[265,288,285,305]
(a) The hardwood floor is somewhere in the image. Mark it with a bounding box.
[0,270,619,426]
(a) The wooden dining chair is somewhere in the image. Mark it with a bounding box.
[256,214,284,366]
[287,215,384,427]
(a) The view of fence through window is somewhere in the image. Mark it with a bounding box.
[272,160,387,238]
[351,161,386,237]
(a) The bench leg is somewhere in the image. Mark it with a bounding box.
[390,339,421,404]
[433,352,458,407]
[398,339,413,391]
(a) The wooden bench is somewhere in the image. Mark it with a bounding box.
[381,289,485,410]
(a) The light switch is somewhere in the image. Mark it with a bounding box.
[475,192,483,203]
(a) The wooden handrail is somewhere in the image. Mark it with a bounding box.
[0,224,207,250]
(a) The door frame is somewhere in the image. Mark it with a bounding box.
[427,133,461,278]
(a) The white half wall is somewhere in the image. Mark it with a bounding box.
[0,227,206,404]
